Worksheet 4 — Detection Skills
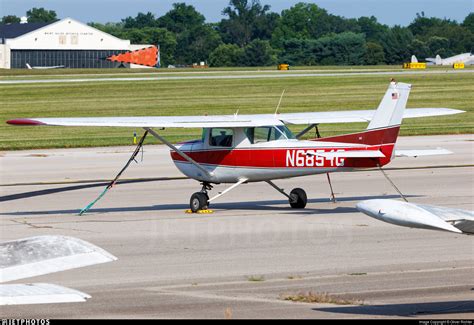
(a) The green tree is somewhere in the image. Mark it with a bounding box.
[279,38,320,65]
[219,0,278,46]
[408,13,457,38]
[427,36,451,57]
[175,24,222,64]
[271,3,334,48]
[462,13,474,33]
[155,3,217,64]
[1,15,21,24]
[318,32,367,65]
[122,12,158,29]
[26,7,57,23]
[378,26,414,64]
[209,44,244,66]
[357,16,389,42]
[408,39,430,60]
[157,3,205,34]
[365,41,385,65]
[242,39,276,66]
[88,22,127,39]
[279,32,366,66]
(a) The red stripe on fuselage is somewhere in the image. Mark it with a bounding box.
[170,144,394,169]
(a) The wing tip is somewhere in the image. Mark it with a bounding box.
[6,119,45,126]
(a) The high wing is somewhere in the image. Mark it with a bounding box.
[356,199,474,235]
[0,236,117,305]
[279,108,463,125]
[7,108,464,128]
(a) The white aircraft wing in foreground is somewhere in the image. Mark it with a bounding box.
[356,199,474,234]
[0,236,117,305]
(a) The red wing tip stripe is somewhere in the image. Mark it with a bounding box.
[7,119,45,126]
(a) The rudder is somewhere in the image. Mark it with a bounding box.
[367,81,411,130]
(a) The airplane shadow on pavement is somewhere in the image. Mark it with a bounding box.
[315,300,474,317]
[1,180,420,217]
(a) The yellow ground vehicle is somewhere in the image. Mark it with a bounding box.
[403,62,426,69]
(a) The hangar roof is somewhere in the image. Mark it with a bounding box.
[0,21,55,39]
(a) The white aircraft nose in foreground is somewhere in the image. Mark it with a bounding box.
[357,199,474,234]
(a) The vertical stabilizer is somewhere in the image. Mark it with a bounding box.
[411,55,418,63]
[435,54,442,65]
[367,82,411,130]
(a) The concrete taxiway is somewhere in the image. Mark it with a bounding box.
[0,69,473,84]
[0,135,473,318]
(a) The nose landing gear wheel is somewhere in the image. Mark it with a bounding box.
[289,188,307,209]
[190,192,209,213]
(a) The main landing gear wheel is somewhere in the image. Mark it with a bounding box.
[289,188,307,209]
[190,192,209,213]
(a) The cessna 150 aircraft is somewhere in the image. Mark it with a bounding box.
[7,81,464,212]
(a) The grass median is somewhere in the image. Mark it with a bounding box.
[1,69,472,150]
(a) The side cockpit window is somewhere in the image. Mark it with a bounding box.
[209,128,234,147]
[245,126,295,144]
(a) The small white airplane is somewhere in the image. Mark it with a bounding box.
[26,63,66,69]
[425,53,474,66]
[7,81,464,212]
[0,235,117,305]
[357,199,474,235]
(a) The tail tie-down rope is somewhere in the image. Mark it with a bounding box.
[79,131,149,215]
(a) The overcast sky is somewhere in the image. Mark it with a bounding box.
[1,0,472,26]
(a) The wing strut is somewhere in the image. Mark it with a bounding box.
[377,164,408,202]
[144,128,214,179]
[300,125,336,202]
[295,124,317,139]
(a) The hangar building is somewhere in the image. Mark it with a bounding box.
[0,17,156,69]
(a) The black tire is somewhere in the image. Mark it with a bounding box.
[190,192,208,212]
[289,188,307,209]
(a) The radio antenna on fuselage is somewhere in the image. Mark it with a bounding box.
[274,89,286,116]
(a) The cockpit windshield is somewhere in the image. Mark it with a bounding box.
[245,125,295,144]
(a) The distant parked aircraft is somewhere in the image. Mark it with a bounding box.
[425,53,474,66]
[357,199,474,235]
[26,63,66,69]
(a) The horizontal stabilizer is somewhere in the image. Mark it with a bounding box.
[309,150,385,159]
[0,283,90,305]
[395,148,452,157]
[0,235,117,283]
